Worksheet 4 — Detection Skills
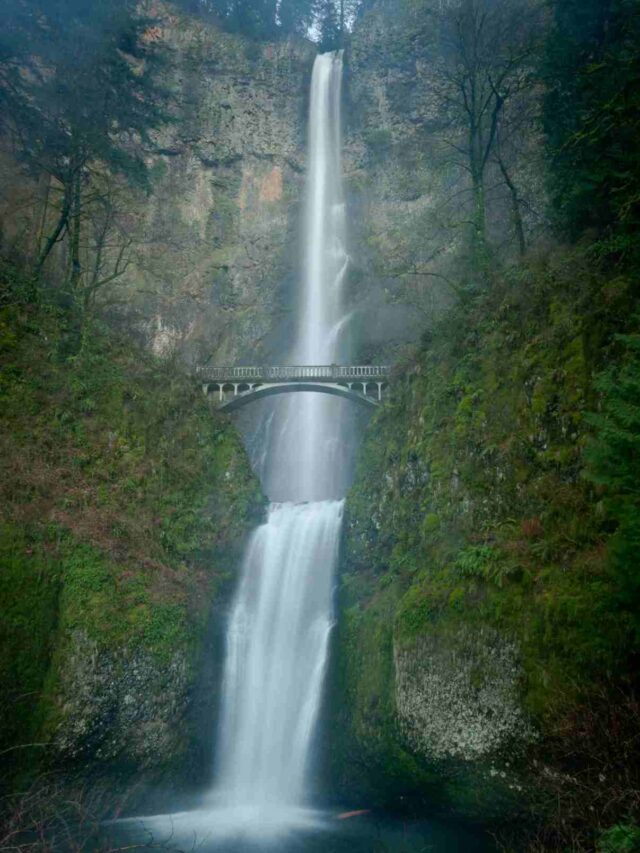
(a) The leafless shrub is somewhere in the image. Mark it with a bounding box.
[495,681,640,851]
[0,776,199,852]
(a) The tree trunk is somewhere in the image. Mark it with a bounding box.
[35,177,51,264]
[69,172,82,292]
[468,85,489,277]
[471,171,487,254]
[497,154,526,256]
[470,130,489,277]
[35,182,72,275]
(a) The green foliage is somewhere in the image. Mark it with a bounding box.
[0,258,39,309]
[362,128,393,160]
[337,244,640,842]
[0,280,263,774]
[586,329,640,644]
[0,525,61,751]
[177,0,316,39]
[454,545,496,576]
[544,0,640,240]
[316,0,342,50]
[598,824,640,853]
[328,580,444,810]
[178,0,360,45]
[1,0,170,291]
[1,0,168,186]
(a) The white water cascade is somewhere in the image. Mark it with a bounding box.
[213,51,349,820]
[110,49,494,853]
[214,501,342,812]
[262,50,352,503]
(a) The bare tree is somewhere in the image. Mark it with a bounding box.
[433,0,543,271]
[76,173,136,316]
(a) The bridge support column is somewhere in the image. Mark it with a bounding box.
[377,382,383,402]
[233,384,239,397]
[202,383,209,396]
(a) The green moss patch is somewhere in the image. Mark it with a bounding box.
[0,282,264,781]
[334,246,640,839]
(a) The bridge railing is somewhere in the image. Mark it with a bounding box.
[195,365,391,382]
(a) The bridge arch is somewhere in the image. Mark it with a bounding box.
[199,364,390,410]
[210,381,379,412]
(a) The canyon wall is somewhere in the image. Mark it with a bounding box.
[0,8,315,366]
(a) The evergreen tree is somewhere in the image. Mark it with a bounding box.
[543,0,640,239]
[278,0,317,37]
[223,0,279,39]
[317,0,342,50]
[0,0,168,277]
[179,0,315,40]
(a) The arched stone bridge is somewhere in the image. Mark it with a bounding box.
[196,365,391,411]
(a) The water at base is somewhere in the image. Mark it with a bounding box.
[109,808,492,852]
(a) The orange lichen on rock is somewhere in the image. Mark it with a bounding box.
[260,166,283,203]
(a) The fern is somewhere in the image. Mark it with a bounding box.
[586,330,640,641]
[597,823,640,853]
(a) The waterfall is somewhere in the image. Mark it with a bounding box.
[213,52,349,818]
[263,51,352,502]
[117,51,350,844]
[215,501,343,810]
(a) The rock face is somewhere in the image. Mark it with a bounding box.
[0,1,469,366]
[394,630,534,763]
[124,15,315,364]
[338,0,546,360]
[53,633,190,766]
[339,30,435,357]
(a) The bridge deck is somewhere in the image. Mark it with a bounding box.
[196,364,391,383]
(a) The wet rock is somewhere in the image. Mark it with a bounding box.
[394,628,536,762]
[53,630,191,766]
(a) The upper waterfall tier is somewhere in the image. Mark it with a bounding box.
[260,51,354,503]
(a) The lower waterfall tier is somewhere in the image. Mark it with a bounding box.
[214,501,344,811]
